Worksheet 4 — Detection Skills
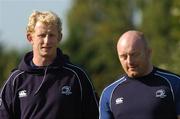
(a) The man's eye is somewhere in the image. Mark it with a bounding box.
[38,34,46,38]
[120,55,127,60]
[132,53,139,57]
[49,34,55,37]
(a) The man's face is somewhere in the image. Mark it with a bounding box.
[117,37,151,78]
[29,21,60,59]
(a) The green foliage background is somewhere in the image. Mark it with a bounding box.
[0,0,180,95]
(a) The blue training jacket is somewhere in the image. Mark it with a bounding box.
[99,67,180,119]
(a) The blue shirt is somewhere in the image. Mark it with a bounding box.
[99,67,180,119]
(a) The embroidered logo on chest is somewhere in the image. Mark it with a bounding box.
[115,97,124,104]
[155,89,167,98]
[61,86,72,95]
[18,90,27,98]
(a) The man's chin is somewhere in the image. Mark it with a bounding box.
[127,71,139,78]
[40,52,50,57]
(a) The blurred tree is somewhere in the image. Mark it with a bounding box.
[63,0,180,94]
[169,0,180,73]
[137,0,180,74]
[0,50,20,87]
[62,0,136,94]
[0,37,20,87]
[137,0,173,68]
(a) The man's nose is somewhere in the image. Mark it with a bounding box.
[44,35,50,44]
[127,55,134,65]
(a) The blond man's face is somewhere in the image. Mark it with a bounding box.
[28,21,60,59]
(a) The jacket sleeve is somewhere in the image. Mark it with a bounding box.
[78,68,99,119]
[0,79,14,119]
[0,70,21,119]
[99,89,113,119]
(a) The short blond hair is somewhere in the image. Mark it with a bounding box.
[26,11,62,39]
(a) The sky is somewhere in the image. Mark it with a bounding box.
[0,0,72,51]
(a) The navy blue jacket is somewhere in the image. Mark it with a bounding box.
[99,67,180,119]
[0,49,99,119]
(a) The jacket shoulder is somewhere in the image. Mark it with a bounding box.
[4,69,25,86]
[63,63,89,77]
[155,67,180,79]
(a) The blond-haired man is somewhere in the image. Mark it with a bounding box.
[0,11,99,119]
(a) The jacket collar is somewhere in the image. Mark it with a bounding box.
[18,48,70,73]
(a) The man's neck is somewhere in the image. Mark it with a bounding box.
[32,56,55,66]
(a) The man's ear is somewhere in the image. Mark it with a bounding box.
[58,33,62,42]
[27,34,33,44]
